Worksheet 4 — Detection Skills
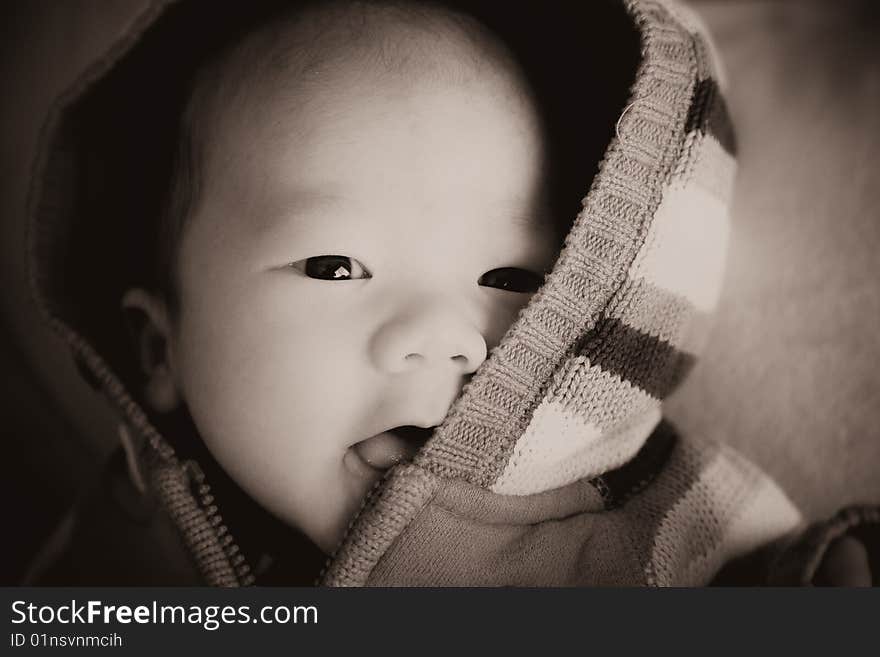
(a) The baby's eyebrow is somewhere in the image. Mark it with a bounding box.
[259,188,550,234]
[494,198,551,234]
[275,188,352,215]
[256,188,353,231]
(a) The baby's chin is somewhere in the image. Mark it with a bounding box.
[306,427,435,553]
[305,475,380,555]
[293,454,384,555]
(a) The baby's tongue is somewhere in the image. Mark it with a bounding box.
[353,427,432,470]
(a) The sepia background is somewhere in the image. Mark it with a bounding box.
[1,0,879,584]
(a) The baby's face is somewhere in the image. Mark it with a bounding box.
[169,46,558,553]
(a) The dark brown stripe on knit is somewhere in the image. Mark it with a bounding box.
[590,417,679,509]
[577,317,695,399]
[685,78,736,155]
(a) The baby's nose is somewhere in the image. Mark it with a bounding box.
[369,301,488,375]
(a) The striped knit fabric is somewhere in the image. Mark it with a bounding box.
[319,0,803,586]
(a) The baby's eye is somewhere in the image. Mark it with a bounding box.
[288,255,371,281]
[478,267,544,293]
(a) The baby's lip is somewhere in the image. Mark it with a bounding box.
[350,425,436,472]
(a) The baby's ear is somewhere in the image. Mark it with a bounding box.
[121,288,181,413]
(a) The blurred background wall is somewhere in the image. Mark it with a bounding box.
[1,0,879,584]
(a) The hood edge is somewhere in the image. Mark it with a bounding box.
[25,0,252,587]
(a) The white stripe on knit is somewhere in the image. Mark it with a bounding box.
[704,470,802,568]
[491,404,661,496]
[675,133,736,202]
[647,447,802,586]
[630,183,730,314]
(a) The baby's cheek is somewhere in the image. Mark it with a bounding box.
[176,287,362,428]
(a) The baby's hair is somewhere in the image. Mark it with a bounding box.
[155,0,530,314]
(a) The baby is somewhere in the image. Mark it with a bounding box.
[122,0,560,556]
[27,0,875,585]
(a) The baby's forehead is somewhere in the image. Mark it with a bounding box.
[178,2,560,243]
[188,1,527,139]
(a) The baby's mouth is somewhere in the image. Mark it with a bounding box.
[350,425,435,472]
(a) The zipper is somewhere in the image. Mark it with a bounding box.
[184,460,255,587]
